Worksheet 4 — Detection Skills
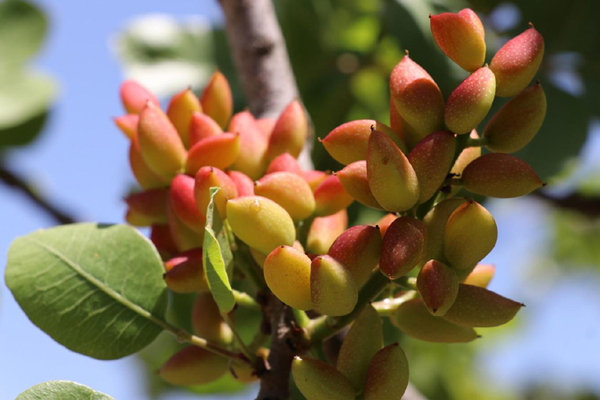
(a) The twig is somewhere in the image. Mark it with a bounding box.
[534,191,600,218]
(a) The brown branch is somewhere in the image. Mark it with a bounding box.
[534,191,600,218]
[0,163,77,225]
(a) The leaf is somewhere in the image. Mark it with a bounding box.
[203,187,235,313]
[16,380,115,400]
[0,0,47,70]
[5,223,168,360]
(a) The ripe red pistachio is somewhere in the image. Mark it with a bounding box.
[321,119,375,165]
[490,25,545,97]
[166,202,204,252]
[125,209,156,227]
[363,343,409,400]
[266,100,308,161]
[114,114,138,139]
[417,260,459,316]
[226,170,255,197]
[311,255,358,316]
[194,166,238,218]
[445,66,496,134]
[188,112,223,147]
[379,217,426,279]
[483,83,547,153]
[228,111,268,179]
[292,356,355,400]
[200,70,233,128]
[313,174,354,216]
[124,188,168,224]
[128,134,168,190]
[376,213,397,238]
[255,171,315,221]
[166,87,202,147]
[169,174,206,232]
[337,161,382,210]
[150,224,179,258]
[163,248,207,293]
[265,152,304,176]
[430,9,486,72]
[256,117,276,139]
[306,209,348,255]
[120,80,159,114]
[461,153,544,198]
[463,264,495,287]
[264,245,313,310]
[191,292,233,345]
[185,133,240,175]
[159,346,228,386]
[303,170,329,191]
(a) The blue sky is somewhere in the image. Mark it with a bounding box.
[1,1,599,399]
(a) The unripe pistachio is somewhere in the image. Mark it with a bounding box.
[389,98,402,135]
[125,188,168,224]
[306,209,348,255]
[292,356,355,400]
[194,166,238,218]
[451,130,481,176]
[120,80,159,114]
[430,9,486,72]
[229,111,268,179]
[444,284,523,327]
[167,88,201,147]
[227,196,295,255]
[367,130,419,212]
[125,209,156,227]
[129,135,169,190]
[461,153,544,198]
[151,224,179,259]
[423,197,466,261]
[337,305,383,393]
[168,174,205,233]
[328,225,382,286]
[163,248,208,293]
[227,170,255,197]
[200,70,233,128]
[230,348,269,382]
[490,26,545,97]
[250,240,304,268]
[192,292,233,345]
[321,119,375,165]
[138,102,187,181]
[483,83,547,153]
[158,346,228,386]
[391,298,478,343]
[185,133,240,175]
[114,114,138,139]
[376,121,408,154]
[463,264,495,287]
[390,54,445,141]
[408,131,456,203]
[417,260,459,316]
[256,118,276,139]
[266,100,307,161]
[167,203,204,252]
[189,112,223,147]
[444,201,497,269]
[313,174,354,217]
[255,172,315,222]
[379,217,426,279]
[337,161,382,210]
[264,245,313,310]
[445,66,496,135]
[364,343,409,400]
[266,152,304,177]
[303,170,329,191]
[311,255,358,316]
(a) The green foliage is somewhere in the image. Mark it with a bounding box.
[16,380,114,400]
[5,223,168,359]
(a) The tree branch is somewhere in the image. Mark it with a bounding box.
[534,191,600,218]
[0,162,77,225]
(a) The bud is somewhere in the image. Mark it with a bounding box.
[417,260,459,316]
[483,83,547,153]
[166,88,202,147]
[306,209,348,255]
[185,133,240,175]
[363,343,409,400]
[192,292,233,345]
[367,130,420,212]
[194,166,238,218]
[461,153,544,198]
[408,131,456,203]
[391,298,478,343]
[255,172,315,222]
[430,9,486,72]
[169,174,206,232]
[189,112,223,147]
[337,161,382,210]
[266,100,308,161]
[379,217,426,279]
[313,174,354,216]
[444,201,497,270]
[114,114,138,139]
[376,213,397,238]
[303,170,329,191]
[256,118,276,139]
[390,55,445,142]
[292,356,355,400]
[423,197,466,261]
[227,170,255,197]
[120,80,159,114]
[463,264,495,287]
[444,284,524,327]
[451,130,481,176]
[151,224,179,258]
[163,249,208,293]
[266,152,304,177]
[129,135,168,190]
[337,305,383,393]
[227,196,295,255]
[490,26,545,97]
[125,188,168,224]
[229,111,268,179]
[445,66,496,135]
[311,255,358,316]
[158,346,228,386]
[264,245,313,310]
[200,70,233,128]
[328,225,382,286]
[138,102,187,181]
